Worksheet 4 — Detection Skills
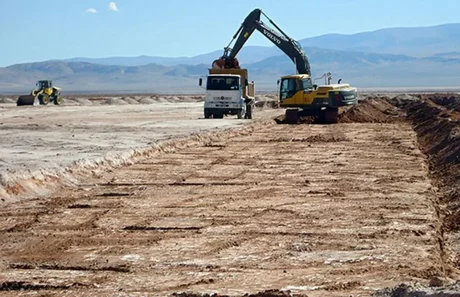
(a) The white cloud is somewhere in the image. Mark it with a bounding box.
[85,8,97,13]
[108,2,119,11]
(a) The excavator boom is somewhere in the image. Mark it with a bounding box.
[215,8,311,76]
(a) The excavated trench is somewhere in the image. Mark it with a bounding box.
[339,95,460,296]
[269,94,460,297]
[0,94,459,297]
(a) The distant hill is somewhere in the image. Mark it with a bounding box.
[58,23,460,67]
[0,61,209,93]
[62,46,279,67]
[298,23,460,57]
[2,46,460,93]
[2,23,460,93]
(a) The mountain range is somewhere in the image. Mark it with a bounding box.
[2,23,460,94]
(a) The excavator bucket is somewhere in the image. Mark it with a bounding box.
[16,95,38,106]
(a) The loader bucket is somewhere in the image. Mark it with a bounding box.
[17,95,36,106]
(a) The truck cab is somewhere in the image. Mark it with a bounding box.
[199,69,255,119]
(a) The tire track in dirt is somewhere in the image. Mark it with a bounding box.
[0,109,445,297]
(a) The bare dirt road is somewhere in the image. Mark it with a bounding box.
[0,94,459,296]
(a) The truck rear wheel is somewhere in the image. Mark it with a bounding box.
[237,109,244,119]
[245,103,253,119]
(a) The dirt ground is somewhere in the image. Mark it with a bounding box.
[0,94,280,203]
[0,93,459,296]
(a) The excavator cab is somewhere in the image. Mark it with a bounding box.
[278,75,314,104]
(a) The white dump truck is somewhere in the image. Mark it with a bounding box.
[199,68,255,119]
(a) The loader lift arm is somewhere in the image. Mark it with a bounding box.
[217,8,311,76]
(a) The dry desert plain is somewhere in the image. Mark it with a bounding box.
[0,92,459,297]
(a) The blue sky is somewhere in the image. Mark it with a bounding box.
[0,0,459,66]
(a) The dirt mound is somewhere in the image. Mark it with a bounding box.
[273,115,316,125]
[387,94,420,107]
[0,98,15,104]
[62,98,79,106]
[404,99,460,232]
[177,96,197,102]
[256,100,280,109]
[418,93,460,113]
[171,289,301,297]
[104,98,128,105]
[123,97,139,104]
[139,98,157,104]
[274,98,405,125]
[372,281,460,296]
[266,134,349,143]
[74,98,93,106]
[255,96,280,109]
[156,97,171,103]
[338,97,405,123]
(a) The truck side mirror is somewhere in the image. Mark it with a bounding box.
[313,84,317,89]
[277,79,280,85]
[198,78,202,86]
[245,79,248,85]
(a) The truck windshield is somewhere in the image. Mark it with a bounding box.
[207,77,240,91]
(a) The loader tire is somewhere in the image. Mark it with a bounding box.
[39,94,50,105]
[16,95,35,106]
[54,96,62,105]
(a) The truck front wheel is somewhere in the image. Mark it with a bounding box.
[204,108,211,119]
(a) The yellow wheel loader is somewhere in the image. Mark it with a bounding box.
[17,80,62,106]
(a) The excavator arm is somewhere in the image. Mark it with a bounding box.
[214,8,311,76]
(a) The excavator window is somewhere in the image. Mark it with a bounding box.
[280,78,300,100]
[301,78,313,90]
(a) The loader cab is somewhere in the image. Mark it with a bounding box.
[37,80,52,89]
[278,75,314,101]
